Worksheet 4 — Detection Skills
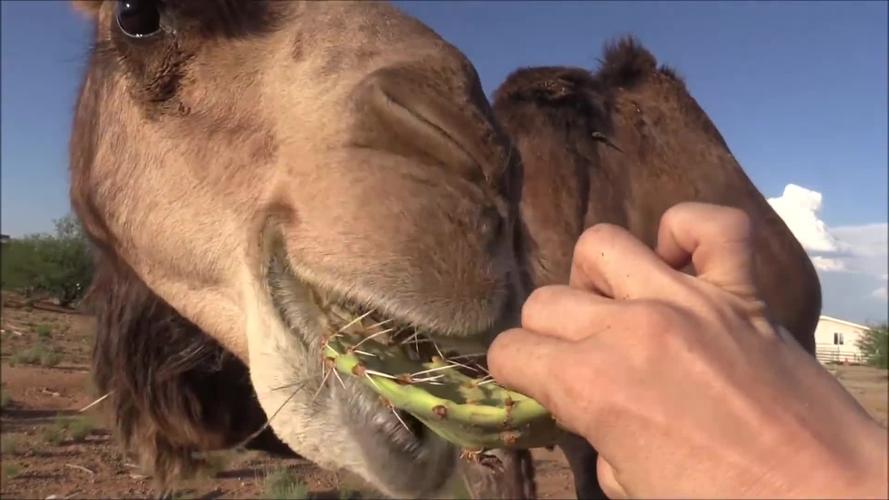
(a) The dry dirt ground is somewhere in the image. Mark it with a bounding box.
[1,293,885,499]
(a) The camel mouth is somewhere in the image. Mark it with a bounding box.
[259,230,556,495]
[262,236,491,487]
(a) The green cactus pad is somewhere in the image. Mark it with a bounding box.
[322,327,560,451]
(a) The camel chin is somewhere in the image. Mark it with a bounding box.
[247,277,456,496]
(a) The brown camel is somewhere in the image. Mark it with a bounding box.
[494,40,820,350]
[492,37,821,498]
[68,1,821,498]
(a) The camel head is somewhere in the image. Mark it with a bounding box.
[69,1,525,496]
[492,40,821,350]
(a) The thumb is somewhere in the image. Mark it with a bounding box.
[597,455,630,499]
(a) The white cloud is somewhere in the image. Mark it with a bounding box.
[767,184,887,278]
[819,271,887,324]
[767,184,887,324]
[810,256,846,272]
[767,184,841,253]
[828,223,888,285]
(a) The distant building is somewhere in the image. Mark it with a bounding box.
[0,234,9,244]
[814,315,871,364]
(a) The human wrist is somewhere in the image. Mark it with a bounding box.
[848,424,888,499]
[800,421,888,499]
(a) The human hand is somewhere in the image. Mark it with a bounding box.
[488,202,888,499]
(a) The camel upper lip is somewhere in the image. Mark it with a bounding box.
[264,241,492,368]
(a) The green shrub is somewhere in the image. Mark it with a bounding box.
[0,214,93,307]
[41,419,68,445]
[10,347,41,365]
[39,350,62,367]
[68,417,95,442]
[10,344,62,367]
[263,469,309,499]
[2,462,21,479]
[857,323,888,369]
[1,435,21,455]
[35,324,52,339]
[195,451,232,479]
[339,489,359,500]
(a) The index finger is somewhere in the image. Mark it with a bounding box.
[568,223,678,300]
[487,328,602,437]
[655,203,758,297]
[487,328,572,412]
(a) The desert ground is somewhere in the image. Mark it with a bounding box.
[1,292,885,499]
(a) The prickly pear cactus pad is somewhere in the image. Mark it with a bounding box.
[318,306,561,451]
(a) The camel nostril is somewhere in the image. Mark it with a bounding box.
[351,66,503,184]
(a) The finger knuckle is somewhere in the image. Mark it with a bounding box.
[630,301,697,357]
[521,286,561,327]
[487,328,522,372]
[720,206,753,236]
[660,203,684,228]
[575,223,622,259]
[634,300,681,333]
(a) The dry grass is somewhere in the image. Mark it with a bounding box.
[829,364,888,426]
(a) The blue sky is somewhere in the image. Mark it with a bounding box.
[1,1,886,323]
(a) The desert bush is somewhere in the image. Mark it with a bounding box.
[35,324,52,339]
[68,417,95,442]
[0,214,93,307]
[10,344,61,367]
[0,389,10,409]
[0,237,45,296]
[264,469,309,499]
[1,435,21,455]
[41,419,68,445]
[195,451,232,479]
[857,323,888,369]
[339,489,359,500]
[10,347,40,365]
[39,349,62,367]
[2,462,21,479]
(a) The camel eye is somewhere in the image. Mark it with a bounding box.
[116,0,162,38]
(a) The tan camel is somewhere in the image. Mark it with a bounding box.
[71,1,533,497]
[69,2,820,498]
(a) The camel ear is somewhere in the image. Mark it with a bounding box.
[595,35,658,89]
[71,1,102,18]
